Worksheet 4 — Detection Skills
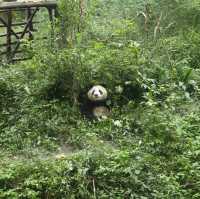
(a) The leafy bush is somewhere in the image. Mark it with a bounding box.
[0,150,195,199]
[1,0,200,198]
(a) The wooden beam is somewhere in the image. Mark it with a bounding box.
[0,41,20,47]
[0,29,37,37]
[0,7,27,12]
[12,57,30,62]
[0,21,40,27]
[0,1,57,10]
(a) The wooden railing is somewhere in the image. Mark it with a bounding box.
[0,0,57,63]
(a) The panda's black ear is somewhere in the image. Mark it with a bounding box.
[100,83,107,88]
[87,84,94,90]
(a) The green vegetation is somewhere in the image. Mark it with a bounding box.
[1,0,200,198]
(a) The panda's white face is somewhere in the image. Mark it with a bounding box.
[88,85,108,101]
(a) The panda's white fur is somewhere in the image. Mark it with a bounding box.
[92,106,110,119]
[87,85,108,102]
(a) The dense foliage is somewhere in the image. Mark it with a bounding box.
[1,0,200,198]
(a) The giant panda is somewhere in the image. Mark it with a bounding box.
[80,85,110,120]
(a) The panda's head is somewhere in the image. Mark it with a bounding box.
[87,85,108,102]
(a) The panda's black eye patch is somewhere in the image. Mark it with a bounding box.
[99,90,103,95]
[92,90,95,95]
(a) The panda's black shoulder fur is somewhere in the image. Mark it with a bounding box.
[80,99,107,119]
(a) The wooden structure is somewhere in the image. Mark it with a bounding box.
[0,0,57,63]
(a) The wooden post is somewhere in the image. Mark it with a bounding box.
[48,7,53,22]
[6,10,12,62]
[27,8,33,40]
[47,7,54,47]
[54,6,59,17]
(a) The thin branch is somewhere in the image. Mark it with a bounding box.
[92,178,97,199]
[154,12,162,40]
[137,11,148,32]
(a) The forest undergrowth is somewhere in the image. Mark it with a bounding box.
[1,0,200,198]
